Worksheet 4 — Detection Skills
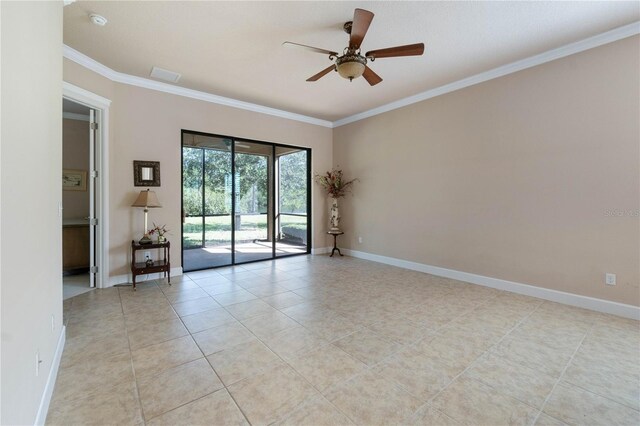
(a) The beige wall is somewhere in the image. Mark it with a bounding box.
[63,35,639,306]
[1,2,63,424]
[63,60,333,277]
[334,36,640,306]
[63,118,90,219]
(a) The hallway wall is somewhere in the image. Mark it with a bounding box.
[1,2,64,424]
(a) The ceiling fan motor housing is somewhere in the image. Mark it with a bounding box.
[336,53,366,81]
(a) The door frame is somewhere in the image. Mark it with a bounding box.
[63,82,111,288]
[181,129,312,272]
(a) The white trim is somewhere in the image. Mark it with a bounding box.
[334,21,640,127]
[34,326,66,426]
[63,45,332,128]
[108,266,184,287]
[63,82,110,289]
[63,22,639,129]
[62,81,111,108]
[97,107,109,289]
[62,112,90,121]
[343,249,640,320]
[311,246,331,255]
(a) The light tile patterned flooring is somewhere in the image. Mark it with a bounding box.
[48,255,640,425]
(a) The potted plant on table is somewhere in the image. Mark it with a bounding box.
[314,168,357,231]
[148,223,169,243]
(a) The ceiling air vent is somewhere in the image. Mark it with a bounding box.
[150,67,181,83]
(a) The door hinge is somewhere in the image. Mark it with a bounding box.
[89,218,98,226]
[90,266,98,274]
[90,170,98,178]
[90,122,98,130]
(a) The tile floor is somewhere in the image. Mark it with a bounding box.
[48,255,640,425]
[63,272,94,300]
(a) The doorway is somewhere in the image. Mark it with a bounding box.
[62,98,99,299]
[181,130,311,272]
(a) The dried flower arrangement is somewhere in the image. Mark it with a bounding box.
[314,168,358,199]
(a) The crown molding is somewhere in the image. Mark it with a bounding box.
[333,21,640,127]
[64,21,639,129]
[63,45,333,128]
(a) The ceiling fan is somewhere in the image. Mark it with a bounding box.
[283,8,424,86]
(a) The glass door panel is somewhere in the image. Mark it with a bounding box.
[182,146,204,252]
[275,147,309,256]
[234,141,272,263]
[182,133,232,271]
[203,147,232,267]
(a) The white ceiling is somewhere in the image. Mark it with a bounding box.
[63,1,640,122]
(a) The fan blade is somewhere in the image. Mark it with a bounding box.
[362,66,382,86]
[349,8,374,49]
[283,41,338,56]
[366,43,425,59]
[306,65,336,82]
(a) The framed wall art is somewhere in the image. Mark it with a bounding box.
[133,160,161,186]
[62,169,87,191]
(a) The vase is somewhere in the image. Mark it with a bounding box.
[330,198,340,231]
[157,235,166,243]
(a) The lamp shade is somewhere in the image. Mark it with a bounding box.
[131,189,162,208]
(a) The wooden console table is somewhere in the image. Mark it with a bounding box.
[131,240,171,290]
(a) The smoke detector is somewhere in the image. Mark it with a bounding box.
[89,13,108,26]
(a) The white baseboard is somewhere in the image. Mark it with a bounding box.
[35,325,66,425]
[311,246,331,255]
[108,267,183,287]
[343,249,639,320]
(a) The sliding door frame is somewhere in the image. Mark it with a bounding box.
[181,129,312,272]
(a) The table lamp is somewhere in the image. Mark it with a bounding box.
[131,189,162,244]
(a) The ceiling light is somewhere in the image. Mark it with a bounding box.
[150,66,181,83]
[336,53,366,81]
[89,13,108,26]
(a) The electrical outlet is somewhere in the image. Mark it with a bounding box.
[605,273,616,286]
[51,314,55,332]
[358,236,363,244]
[144,251,151,260]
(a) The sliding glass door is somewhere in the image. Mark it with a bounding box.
[233,141,272,263]
[182,130,310,272]
[182,134,232,269]
[276,146,309,257]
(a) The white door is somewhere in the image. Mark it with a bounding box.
[89,109,97,288]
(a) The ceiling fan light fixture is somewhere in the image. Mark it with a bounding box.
[286,8,423,86]
[336,54,366,81]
